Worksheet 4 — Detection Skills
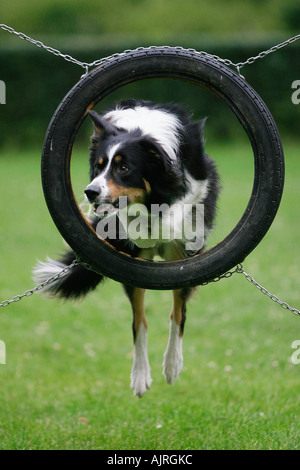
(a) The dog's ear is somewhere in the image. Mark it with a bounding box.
[87,110,116,136]
[186,118,207,154]
[181,118,208,179]
[139,138,173,171]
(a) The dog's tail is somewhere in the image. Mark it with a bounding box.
[32,249,104,300]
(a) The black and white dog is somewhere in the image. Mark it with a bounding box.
[33,99,220,397]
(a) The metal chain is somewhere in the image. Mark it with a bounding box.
[0,23,90,71]
[238,265,300,317]
[1,23,300,74]
[234,34,300,69]
[201,263,243,285]
[0,258,299,317]
[1,23,300,316]
[0,259,79,308]
[203,263,300,316]
[202,263,300,316]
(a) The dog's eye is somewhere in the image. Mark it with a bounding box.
[119,163,129,174]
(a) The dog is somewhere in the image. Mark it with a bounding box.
[33,99,220,397]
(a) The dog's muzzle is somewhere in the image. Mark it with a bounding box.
[85,183,121,217]
[84,184,101,203]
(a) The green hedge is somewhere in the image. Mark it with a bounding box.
[0,34,299,148]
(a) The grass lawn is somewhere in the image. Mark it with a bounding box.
[0,140,300,450]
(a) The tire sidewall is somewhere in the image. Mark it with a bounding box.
[42,48,284,289]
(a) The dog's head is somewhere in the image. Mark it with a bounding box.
[84,110,183,215]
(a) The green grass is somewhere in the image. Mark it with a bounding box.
[0,141,300,450]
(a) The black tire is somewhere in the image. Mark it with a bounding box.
[41,46,284,290]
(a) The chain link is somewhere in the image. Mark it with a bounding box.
[0,259,79,308]
[238,265,300,317]
[201,263,243,285]
[235,34,300,69]
[0,258,299,317]
[0,23,91,70]
[1,23,300,75]
[202,263,300,317]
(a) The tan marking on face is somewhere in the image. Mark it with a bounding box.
[114,155,122,163]
[143,178,151,194]
[107,179,146,203]
[98,157,104,165]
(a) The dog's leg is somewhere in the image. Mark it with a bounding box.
[163,288,194,385]
[123,285,152,397]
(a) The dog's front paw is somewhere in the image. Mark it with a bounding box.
[130,360,152,398]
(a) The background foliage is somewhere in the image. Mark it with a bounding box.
[0,0,300,147]
[1,0,300,36]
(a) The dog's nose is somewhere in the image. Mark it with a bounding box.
[84,184,101,202]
